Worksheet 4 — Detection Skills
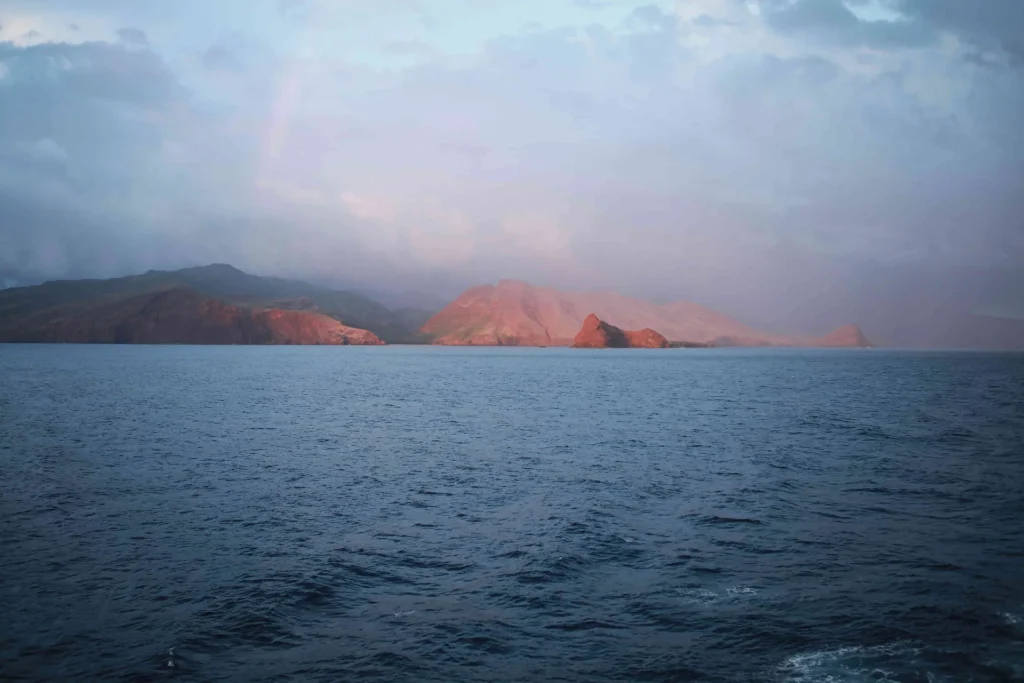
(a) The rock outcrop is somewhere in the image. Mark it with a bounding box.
[0,287,384,345]
[421,279,870,348]
[624,327,671,349]
[572,314,629,348]
[259,307,384,345]
[572,314,669,348]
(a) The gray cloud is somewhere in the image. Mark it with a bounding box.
[0,41,182,108]
[631,4,676,29]
[116,27,149,47]
[762,0,936,48]
[897,0,1024,57]
[200,42,237,71]
[762,0,1024,64]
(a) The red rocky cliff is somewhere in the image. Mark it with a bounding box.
[625,328,671,349]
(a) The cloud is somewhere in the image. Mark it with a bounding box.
[762,0,937,48]
[630,4,676,28]
[116,26,148,46]
[20,138,68,163]
[759,0,1024,64]
[896,0,1024,55]
[200,42,237,71]
[0,40,182,107]
[0,39,203,274]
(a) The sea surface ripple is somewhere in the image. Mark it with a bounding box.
[1,345,1022,682]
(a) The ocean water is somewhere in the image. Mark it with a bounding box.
[1,345,1023,682]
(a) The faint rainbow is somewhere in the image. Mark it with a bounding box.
[260,65,299,174]
[257,63,303,184]
[257,0,315,187]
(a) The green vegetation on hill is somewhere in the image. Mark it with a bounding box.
[0,264,435,344]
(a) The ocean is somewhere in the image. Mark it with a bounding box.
[1,345,1022,682]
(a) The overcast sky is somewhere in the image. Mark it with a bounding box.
[0,1,1021,338]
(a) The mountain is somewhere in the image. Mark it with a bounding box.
[421,279,870,347]
[810,323,873,348]
[0,264,430,344]
[0,287,382,345]
[571,314,669,348]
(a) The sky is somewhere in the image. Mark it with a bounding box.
[0,0,1022,341]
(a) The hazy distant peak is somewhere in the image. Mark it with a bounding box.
[811,324,872,348]
[192,263,247,274]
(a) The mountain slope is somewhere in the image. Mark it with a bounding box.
[421,280,869,347]
[0,264,430,343]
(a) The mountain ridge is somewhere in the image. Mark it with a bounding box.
[421,279,871,348]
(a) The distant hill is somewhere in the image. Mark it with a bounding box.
[0,264,432,344]
[0,287,383,345]
[421,279,871,348]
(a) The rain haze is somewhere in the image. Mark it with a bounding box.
[0,0,1022,346]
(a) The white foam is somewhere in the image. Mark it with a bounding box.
[679,588,720,605]
[679,585,760,606]
[777,642,940,682]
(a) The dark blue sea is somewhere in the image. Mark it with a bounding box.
[1,345,1023,682]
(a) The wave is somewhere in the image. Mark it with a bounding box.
[693,514,765,526]
[777,642,942,682]
[543,618,624,631]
